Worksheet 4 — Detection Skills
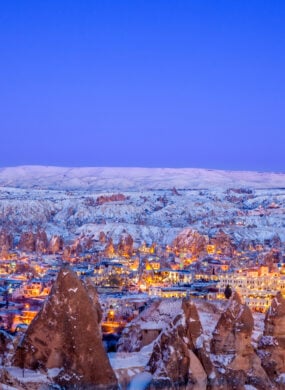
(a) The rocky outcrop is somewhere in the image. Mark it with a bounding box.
[117,299,182,353]
[210,230,236,257]
[117,232,134,258]
[18,230,49,253]
[18,231,35,252]
[96,193,128,205]
[0,229,13,251]
[35,229,48,253]
[258,292,285,386]
[0,229,13,258]
[210,292,270,389]
[104,237,116,258]
[264,249,282,269]
[0,329,13,363]
[48,235,63,253]
[147,298,207,389]
[172,228,208,257]
[69,237,83,255]
[13,266,118,389]
[99,231,107,243]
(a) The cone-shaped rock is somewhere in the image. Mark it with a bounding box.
[258,292,285,385]
[147,298,207,389]
[13,266,118,389]
[210,291,271,389]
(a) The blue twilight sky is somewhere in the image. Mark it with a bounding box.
[0,0,284,171]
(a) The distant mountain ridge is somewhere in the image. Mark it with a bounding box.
[0,165,284,190]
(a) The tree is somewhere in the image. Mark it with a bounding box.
[224,284,232,299]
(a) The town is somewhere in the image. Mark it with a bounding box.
[1,224,284,338]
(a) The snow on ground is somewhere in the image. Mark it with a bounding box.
[109,343,154,370]
[0,385,18,390]
[128,372,153,390]
[3,366,50,383]
[194,299,226,349]
[252,312,265,348]
[131,299,182,332]
[109,343,154,388]
[0,165,285,190]
[1,179,285,245]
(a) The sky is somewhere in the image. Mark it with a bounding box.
[0,0,284,172]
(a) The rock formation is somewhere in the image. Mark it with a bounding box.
[210,291,270,389]
[0,229,13,251]
[117,232,134,258]
[210,230,236,257]
[99,231,107,243]
[69,237,83,255]
[96,193,128,205]
[48,234,63,253]
[0,329,13,359]
[104,237,116,258]
[35,229,48,253]
[18,231,36,252]
[147,298,207,389]
[0,229,13,258]
[118,299,182,353]
[172,228,208,257]
[13,266,118,389]
[258,292,285,386]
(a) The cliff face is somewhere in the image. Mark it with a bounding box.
[0,229,13,251]
[210,230,236,257]
[258,292,285,386]
[210,292,270,389]
[172,228,208,256]
[18,230,50,253]
[48,234,63,253]
[18,231,36,252]
[117,232,134,258]
[147,299,207,390]
[35,229,48,253]
[13,267,118,389]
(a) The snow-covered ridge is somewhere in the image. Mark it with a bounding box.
[0,166,284,190]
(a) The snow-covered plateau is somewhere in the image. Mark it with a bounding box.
[0,166,285,245]
[0,165,285,190]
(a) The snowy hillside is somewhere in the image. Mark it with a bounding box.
[0,166,285,246]
[0,185,285,245]
[0,166,285,190]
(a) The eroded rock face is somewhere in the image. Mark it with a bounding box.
[104,237,116,258]
[258,292,285,385]
[172,228,208,257]
[0,229,13,251]
[35,229,48,253]
[48,235,63,254]
[210,230,236,258]
[117,232,134,258]
[18,231,36,252]
[147,298,207,389]
[0,329,13,361]
[210,292,270,389]
[99,231,107,243]
[96,193,128,205]
[13,267,118,389]
[117,299,182,353]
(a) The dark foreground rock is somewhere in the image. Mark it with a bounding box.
[147,298,207,390]
[13,266,118,389]
[258,292,285,387]
[210,291,271,390]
